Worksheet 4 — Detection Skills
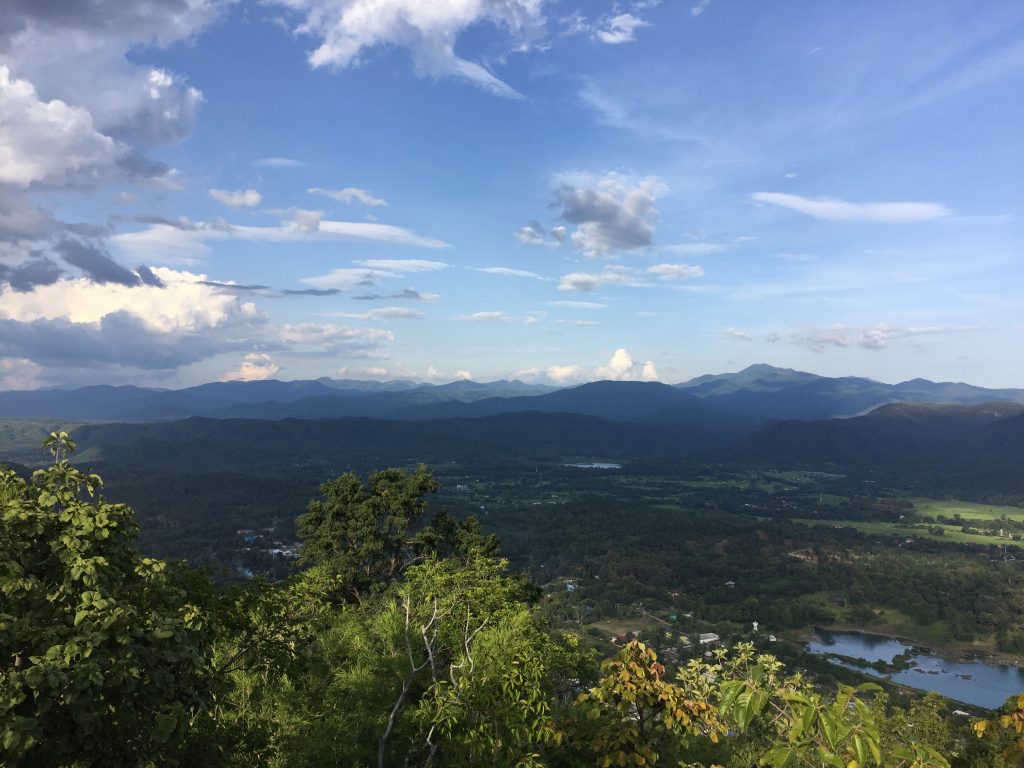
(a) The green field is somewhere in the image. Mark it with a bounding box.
[795,518,1024,549]
[910,498,1024,522]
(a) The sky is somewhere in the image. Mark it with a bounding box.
[1,0,1022,390]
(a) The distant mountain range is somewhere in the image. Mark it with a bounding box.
[2,364,1021,425]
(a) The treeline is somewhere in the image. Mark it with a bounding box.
[4,434,1024,767]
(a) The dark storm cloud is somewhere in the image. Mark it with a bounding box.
[55,239,141,286]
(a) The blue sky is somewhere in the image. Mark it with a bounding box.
[1,0,1021,389]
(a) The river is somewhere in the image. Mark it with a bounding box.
[806,628,1024,709]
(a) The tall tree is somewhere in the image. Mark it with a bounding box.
[1,433,214,766]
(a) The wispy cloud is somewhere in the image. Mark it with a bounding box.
[752,192,951,223]
[646,263,705,280]
[253,157,303,168]
[268,0,545,98]
[309,186,388,207]
[473,266,549,280]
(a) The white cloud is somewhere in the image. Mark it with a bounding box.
[338,365,391,379]
[551,172,667,257]
[302,268,394,290]
[254,157,304,168]
[112,215,449,262]
[454,311,511,322]
[280,322,394,354]
[426,365,472,381]
[209,188,263,208]
[0,357,43,390]
[513,363,586,385]
[595,14,648,44]
[0,66,121,188]
[557,267,645,293]
[220,353,280,382]
[354,258,449,272]
[330,306,424,320]
[309,186,388,207]
[0,267,260,333]
[595,348,658,381]
[647,263,705,280]
[546,364,585,384]
[0,267,270,372]
[792,323,960,352]
[691,0,713,17]
[270,0,545,98]
[725,327,752,340]
[751,192,952,223]
[474,266,547,279]
[1,6,213,152]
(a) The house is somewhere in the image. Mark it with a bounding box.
[698,632,720,645]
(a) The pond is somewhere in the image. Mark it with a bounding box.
[806,628,1024,709]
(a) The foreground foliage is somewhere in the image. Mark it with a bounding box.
[2,435,1022,766]
[1,434,213,765]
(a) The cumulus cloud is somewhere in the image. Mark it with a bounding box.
[515,220,562,246]
[269,0,545,98]
[595,13,648,44]
[0,267,263,334]
[309,186,388,207]
[646,263,705,280]
[515,363,587,385]
[54,239,142,286]
[0,255,63,292]
[425,366,473,382]
[209,188,263,208]
[0,66,123,188]
[751,192,951,223]
[0,357,42,390]
[0,189,58,242]
[557,267,645,293]
[220,353,281,382]
[551,172,667,257]
[595,348,658,381]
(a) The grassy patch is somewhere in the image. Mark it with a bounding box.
[911,498,1024,522]
[794,518,1024,549]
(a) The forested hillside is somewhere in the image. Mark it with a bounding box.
[7,433,1024,767]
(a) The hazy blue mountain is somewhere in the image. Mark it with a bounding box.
[2,365,1022,423]
[0,378,556,422]
[676,364,1024,421]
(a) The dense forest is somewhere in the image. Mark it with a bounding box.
[5,433,1024,767]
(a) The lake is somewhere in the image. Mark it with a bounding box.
[806,628,1024,709]
[565,462,622,469]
